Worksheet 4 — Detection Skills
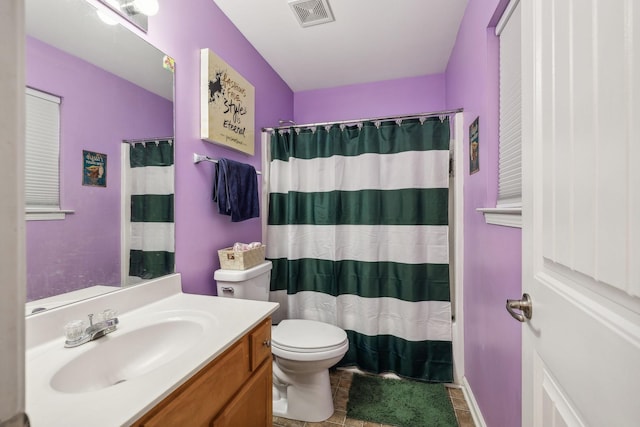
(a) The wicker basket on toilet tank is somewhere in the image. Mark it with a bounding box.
[217,245,266,270]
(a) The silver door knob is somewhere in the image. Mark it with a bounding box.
[506,293,532,322]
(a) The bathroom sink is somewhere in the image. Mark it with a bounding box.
[50,319,204,393]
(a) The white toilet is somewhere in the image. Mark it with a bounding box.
[214,261,349,422]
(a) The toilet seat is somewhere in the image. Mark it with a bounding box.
[271,319,348,361]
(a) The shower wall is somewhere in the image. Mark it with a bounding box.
[293,73,446,124]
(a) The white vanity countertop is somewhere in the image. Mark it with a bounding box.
[25,274,279,427]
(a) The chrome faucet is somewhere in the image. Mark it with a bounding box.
[64,309,119,348]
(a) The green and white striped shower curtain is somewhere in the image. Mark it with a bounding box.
[266,118,453,382]
[128,139,175,279]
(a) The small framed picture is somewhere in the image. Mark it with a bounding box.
[82,150,107,187]
[469,117,479,175]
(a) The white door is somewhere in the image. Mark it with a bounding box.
[520,0,640,426]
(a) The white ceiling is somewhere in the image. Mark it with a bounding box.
[213,0,469,92]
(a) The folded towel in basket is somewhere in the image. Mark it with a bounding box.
[212,158,259,222]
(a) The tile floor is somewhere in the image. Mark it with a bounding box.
[272,369,476,427]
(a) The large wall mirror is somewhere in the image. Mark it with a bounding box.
[25,0,175,315]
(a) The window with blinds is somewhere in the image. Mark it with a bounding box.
[497,0,522,208]
[25,88,61,211]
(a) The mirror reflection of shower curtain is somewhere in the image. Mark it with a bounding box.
[267,118,452,382]
[127,139,175,281]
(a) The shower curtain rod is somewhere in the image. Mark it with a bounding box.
[123,136,174,144]
[261,108,463,132]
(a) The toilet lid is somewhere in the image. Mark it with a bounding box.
[271,319,348,353]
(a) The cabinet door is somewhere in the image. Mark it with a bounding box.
[211,359,272,427]
[136,339,250,427]
[249,318,272,371]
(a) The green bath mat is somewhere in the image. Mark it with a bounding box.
[347,374,457,427]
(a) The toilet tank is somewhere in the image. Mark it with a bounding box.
[214,261,272,301]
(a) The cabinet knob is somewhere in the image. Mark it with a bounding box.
[263,339,271,348]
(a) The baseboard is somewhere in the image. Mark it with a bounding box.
[461,376,487,427]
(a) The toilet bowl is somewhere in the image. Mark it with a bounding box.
[214,261,349,422]
[271,319,349,422]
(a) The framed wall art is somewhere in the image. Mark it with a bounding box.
[469,116,479,175]
[82,150,107,187]
[200,48,255,155]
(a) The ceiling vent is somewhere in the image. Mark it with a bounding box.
[288,0,335,28]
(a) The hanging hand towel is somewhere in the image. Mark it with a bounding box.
[212,158,259,222]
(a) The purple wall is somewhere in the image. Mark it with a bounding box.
[294,74,446,124]
[138,0,294,296]
[445,1,522,426]
[25,37,173,301]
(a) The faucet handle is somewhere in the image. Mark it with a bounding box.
[103,308,118,320]
[64,320,86,342]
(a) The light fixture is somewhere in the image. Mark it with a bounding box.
[95,0,159,32]
[123,0,159,17]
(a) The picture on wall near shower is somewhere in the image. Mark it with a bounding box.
[469,116,480,175]
[82,150,107,187]
[200,48,255,155]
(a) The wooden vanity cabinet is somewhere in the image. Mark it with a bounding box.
[133,317,272,427]
[210,361,271,427]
